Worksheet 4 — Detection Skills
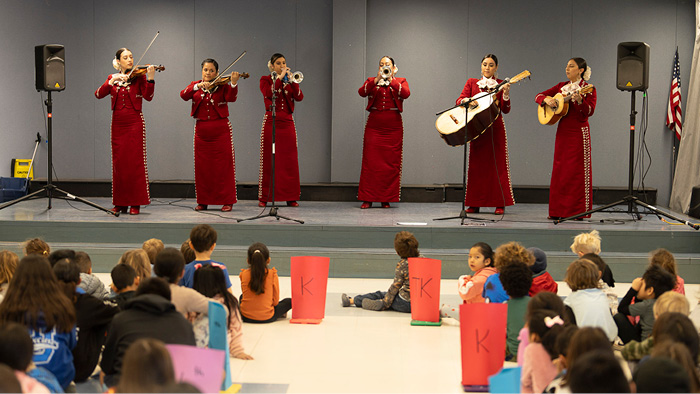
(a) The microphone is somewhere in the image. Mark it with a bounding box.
[271,71,278,79]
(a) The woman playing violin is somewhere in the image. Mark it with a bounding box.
[456,54,514,215]
[257,53,303,207]
[535,58,596,219]
[180,58,241,212]
[95,48,156,215]
[357,56,410,209]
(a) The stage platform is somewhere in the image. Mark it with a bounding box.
[0,197,698,282]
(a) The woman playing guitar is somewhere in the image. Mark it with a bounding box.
[535,58,597,220]
[456,54,513,215]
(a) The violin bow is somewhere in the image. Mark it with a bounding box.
[127,31,160,78]
[209,51,247,85]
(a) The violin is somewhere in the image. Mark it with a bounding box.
[127,64,165,82]
[202,72,249,93]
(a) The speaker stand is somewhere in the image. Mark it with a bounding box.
[0,91,118,216]
[554,91,698,230]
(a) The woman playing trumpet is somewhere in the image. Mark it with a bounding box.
[357,56,410,209]
[456,54,514,215]
[95,48,156,215]
[180,58,241,212]
[535,57,596,219]
[257,53,303,207]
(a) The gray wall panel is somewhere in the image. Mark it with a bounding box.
[0,0,694,207]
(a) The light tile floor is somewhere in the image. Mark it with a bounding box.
[94,274,700,394]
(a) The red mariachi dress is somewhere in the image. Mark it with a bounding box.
[95,74,154,207]
[180,81,238,206]
[357,77,410,203]
[456,77,514,208]
[258,76,303,203]
[535,80,597,218]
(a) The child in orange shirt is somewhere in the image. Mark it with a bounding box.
[239,242,291,323]
[440,242,497,319]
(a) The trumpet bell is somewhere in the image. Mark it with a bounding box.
[380,65,392,79]
[291,71,304,83]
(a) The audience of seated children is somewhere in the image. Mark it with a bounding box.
[154,247,212,317]
[621,293,692,361]
[633,355,691,393]
[649,339,700,392]
[0,321,62,393]
[113,338,176,393]
[527,247,558,296]
[0,255,77,390]
[500,261,532,361]
[142,237,165,273]
[23,238,50,257]
[192,264,253,359]
[53,259,118,385]
[581,253,618,314]
[180,224,233,291]
[483,242,535,303]
[567,350,630,393]
[570,230,615,286]
[0,250,18,300]
[341,231,418,312]
[518,292,576,366]
[521,309,563,393]
[108,264,139,310]
[439,242,496,319]
[649,248,685,295]
[118,249,152,281]
[75,251,110,300]
[563,258,618,341]
[180,239,196,264]
[240,242,293,321]
[614,264,676,344]
[100,277,195,387]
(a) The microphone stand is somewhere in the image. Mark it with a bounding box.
[433,88,501,225]
[239,73,304,224]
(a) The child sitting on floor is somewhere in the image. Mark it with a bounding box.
[518,292,576,366]
[527,247,558,296]
[108,264,139,310]
[240,242,292,322]
[483,241,535,303]
[500,261,532,360]
[23,238,50,257]
[521,309,563,393]
[581,253,618,315]
[180,224,233,292]
[563,258,618,341]
[649,248,685,295]
[75,251,109,300]
[440,242,496,319]
[118,249,151,281]
[341,231,418,313]
[622,308,695,362]
[570,230,615,287]
[142,238,165,272]
[614,264,676,344]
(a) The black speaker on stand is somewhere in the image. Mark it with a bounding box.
[555,42,698,230]
[0,44,117,216]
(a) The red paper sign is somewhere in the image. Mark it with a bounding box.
[408,257,441,322]
[460,303,508,387]
[290,256,330,324]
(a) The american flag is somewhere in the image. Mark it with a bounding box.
[666,48,682,140]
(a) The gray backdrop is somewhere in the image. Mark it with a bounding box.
[0,0,693,206]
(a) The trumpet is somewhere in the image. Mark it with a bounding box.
[380,65,392,79]
[283,70,304,84]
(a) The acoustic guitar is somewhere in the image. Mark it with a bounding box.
[436,70,531,147]
[537,84,595,125]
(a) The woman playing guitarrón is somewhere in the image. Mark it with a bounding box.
[456,54,514,215]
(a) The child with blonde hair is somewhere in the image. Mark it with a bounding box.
[563,258,618,341]
[142,238,165,268]
[570,229,601,255]
[0,250,19,300]
[118,249,151,281]
[649,248,685,295]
